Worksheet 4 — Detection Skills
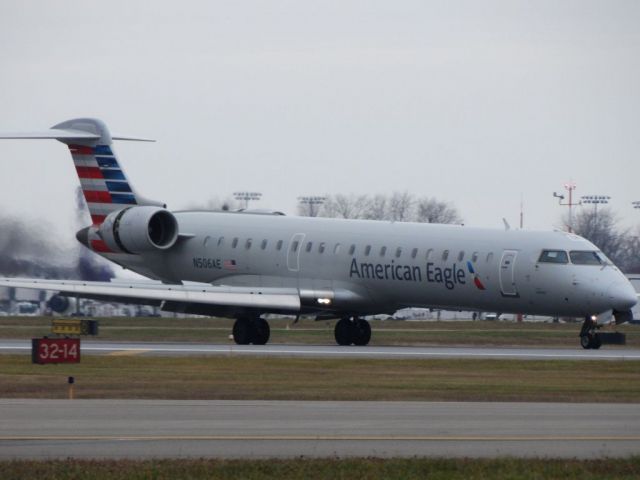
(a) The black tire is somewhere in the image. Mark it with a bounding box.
[352,319,371,346]
[334,318,353,346]
[252,318,271,345]
[591,334,602,350]
[580,334,592,350]
[233,318,254,345]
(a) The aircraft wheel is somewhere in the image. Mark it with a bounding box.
[579,316,601,350]
[352,318,371,346]
[334,318,353,346]
[233,317,254,345]
[253,317,271,345]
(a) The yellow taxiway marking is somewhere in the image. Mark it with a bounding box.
[1,435,639,442]
[107,349,150,357]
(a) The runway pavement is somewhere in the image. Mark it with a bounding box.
[1,339,640,360]
[1,400,638,459]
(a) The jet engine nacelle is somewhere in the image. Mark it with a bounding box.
[47,294,76,315]
[98,206,179,254]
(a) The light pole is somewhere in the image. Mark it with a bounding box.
[297,196,326,217]
[553,182,580,233]
[581,195,610,222]
[233,191,262,210]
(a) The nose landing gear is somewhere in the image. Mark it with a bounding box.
[579,316,602,350]
[334,317,371,346]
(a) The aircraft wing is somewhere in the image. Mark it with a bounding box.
[0,278,301,312]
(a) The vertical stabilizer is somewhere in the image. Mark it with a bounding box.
[51,118,163,225]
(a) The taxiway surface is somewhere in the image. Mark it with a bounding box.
[1,339,640,360]
[1,400,638,459]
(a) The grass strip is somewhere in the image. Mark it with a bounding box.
[2,355,640,402]
[2,457,640,480]
[0,317,637,347]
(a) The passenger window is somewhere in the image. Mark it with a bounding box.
[203,236,211,247]
[486,252,494,263]
[365,245,371,256]
[411,248,418,259]
[569,251,602,265]
[538,250,569,264]
[232,238,238,248]
[306,241,313,253]
[457,251,464,262]
[319,242,326,254]
[276,240,283,251]
[292,240,299,252]
[261,239,268,250]
[442,250,449,261]
[426,248,433,260]
[380,246,387,257]
[349,244,356,255]
[245,238,252,249]
[334,243,341,254]
[471,252,479,263]
[217,236,225,246]
[395,247,402,258]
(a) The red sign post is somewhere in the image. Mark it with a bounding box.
[32,338,81,364]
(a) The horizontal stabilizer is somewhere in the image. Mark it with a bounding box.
[0,129,100,140]
[0,129,154,142]
[112,135,155,142]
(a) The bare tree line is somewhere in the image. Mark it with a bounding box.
[298,192,463,224]
[188,192,463,225]
[566,207,640,273]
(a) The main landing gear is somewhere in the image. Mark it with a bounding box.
[232,316,270,345]
[579,316,602,350]
[334,317,371,346]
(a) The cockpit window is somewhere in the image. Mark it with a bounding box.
[538,250,568,264]
[570,251,602,265]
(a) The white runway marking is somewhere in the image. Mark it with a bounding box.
[1,340,640,360]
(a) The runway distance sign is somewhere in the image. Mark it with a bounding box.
[51,319,99,336]
[32,338,80,364]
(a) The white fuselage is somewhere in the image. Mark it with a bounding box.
[102,211,637,318]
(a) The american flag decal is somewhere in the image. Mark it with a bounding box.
[223,259,237,270]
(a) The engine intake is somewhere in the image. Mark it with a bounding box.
[99,206,179,254]
[47,294,76,315]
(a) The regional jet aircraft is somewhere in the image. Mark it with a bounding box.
[0,118,636,349]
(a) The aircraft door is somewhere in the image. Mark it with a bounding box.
[287,233,305,272]
[499,250,519,297]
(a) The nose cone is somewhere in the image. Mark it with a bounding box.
[75,226,90,248]
[607,281,638,311]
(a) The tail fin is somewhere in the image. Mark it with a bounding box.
[0,117,163,225]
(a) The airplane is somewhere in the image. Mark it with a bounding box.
[0,118,636,349]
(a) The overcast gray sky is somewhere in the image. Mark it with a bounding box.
[1,0,639,244]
